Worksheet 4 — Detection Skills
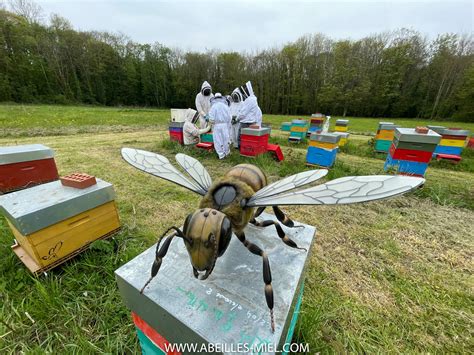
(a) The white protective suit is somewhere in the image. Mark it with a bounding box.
[183,108,210,145]
[195,81,214,129]
[230,88,243,148]
[208,94,231,159]
[237,81,262,127]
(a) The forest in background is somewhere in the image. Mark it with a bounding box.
[0,1,473,121]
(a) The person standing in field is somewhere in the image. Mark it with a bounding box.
[208,93,231,159]
[230,88,243,148]
[195,81,214,129]
[237,81,263,143]
[183,108,211,145]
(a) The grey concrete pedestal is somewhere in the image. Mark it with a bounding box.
[115,212,316,354]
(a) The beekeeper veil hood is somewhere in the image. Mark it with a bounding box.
[201,81,212,96]
[240,81,254,100]
[185,108,199,124]
[231,88,242,103]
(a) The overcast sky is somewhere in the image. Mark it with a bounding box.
[34,0,473,52]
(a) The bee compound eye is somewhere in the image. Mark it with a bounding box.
[213,185,237,208]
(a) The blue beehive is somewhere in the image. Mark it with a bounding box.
[306,147,338,167]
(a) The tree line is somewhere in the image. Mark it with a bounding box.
[0,4,472,121]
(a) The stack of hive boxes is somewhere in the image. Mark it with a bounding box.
[335,119,349,132]
[306,133,341,167]
[384,127,441,177]
[428,126,469,158]
[289,119,308,143]
[0,144,59,193]
[307,114,325,137]
[0,177,121,274]
[240,126,271,157]
[168,122,184,144]
[375,122,398,152]
[280,122,291,131]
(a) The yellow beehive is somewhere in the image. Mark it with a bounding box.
[335,126,348,132]
[439,138,466,147]
[375,129,395,140]
[0,179,121,274]
[291,125,308,133]
[309,141,339,149]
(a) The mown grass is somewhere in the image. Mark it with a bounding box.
[1,103,473,137]
[0,105,473,353]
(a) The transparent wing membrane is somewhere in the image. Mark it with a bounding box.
[247,175,424,207]
[175,153,212,193]
[251,169,328,201]
[121,148,207,195]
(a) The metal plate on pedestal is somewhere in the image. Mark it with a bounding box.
[115,212,316,354]
[0,179,115,235]
[0,144,54,165]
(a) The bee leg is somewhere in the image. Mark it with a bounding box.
[272,206,303,229]
[251,219,307,251]
[249,207,266,224]
[235,231,275,333]
[140,226,186,294]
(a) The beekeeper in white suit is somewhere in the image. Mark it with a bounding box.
[230,88,243,148]
[237,81,263,143]
[183,108,210,146]
[195,81,214,129]
[208,93,231,159]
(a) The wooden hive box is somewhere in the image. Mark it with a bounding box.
[0,179,120,274]
[0,144,59,193]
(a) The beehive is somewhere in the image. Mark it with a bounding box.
[115,212,315,355]
[335,119,349,132]
[0,179,120,274]
[306,133,341,168]
[240,126,271,157]
[384,128,441,177]
[289,119,308,143]
[307,114,326,136]
[332,132,350,147]
[170,109,187,122]
[280,122,291,132]
[427,126,469,158]
[374,122,399,153]
[200,132,213,143]
[0,144,59,193]
[169,121,184,145]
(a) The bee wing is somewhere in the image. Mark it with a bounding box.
[175,153,212,193]
[246,175,424,207]
[121,148,207,195]
[251,169,328,200]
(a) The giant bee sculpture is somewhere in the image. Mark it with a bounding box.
[121,148,424,332]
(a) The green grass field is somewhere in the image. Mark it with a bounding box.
[0,104,473,353]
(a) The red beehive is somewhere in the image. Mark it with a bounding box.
[0,144,59,193]
[239,126,271,157]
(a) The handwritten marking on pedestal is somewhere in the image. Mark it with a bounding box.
[176,285,272,348]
